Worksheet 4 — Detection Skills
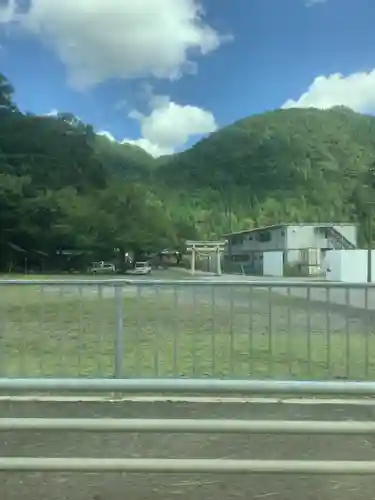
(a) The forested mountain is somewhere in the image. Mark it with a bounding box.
[159,106,375,236]
[1,72,375,271]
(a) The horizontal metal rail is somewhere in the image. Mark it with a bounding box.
[2,378,375,395]
[0,278,374,288]
[2,418,375,434]
[2,458,375,474]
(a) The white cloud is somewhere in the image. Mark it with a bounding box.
[4,0,227,89]
[98,94,218,157]
[98,130,172,156]
[45,108,59,116]
[97,130,116,141]
[0,0,16,23]
[123,94,218,157]
[124,137,174,157]
[282,70,375,112]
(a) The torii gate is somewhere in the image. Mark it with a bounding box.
[186,240,226,276]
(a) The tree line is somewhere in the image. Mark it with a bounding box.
[0,73,195,272]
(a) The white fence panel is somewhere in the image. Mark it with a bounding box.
[325,249,375,282]
[263,251,283,276]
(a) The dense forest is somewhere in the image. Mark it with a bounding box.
[1,72,375,272]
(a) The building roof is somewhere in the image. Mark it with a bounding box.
[223,224,285,237]
[223,222,358,237]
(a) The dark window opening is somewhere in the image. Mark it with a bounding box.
[231,235,244,245]
[257,231,271,242]
[231,254,250,262]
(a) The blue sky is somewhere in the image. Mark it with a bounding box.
[1,0,374,156]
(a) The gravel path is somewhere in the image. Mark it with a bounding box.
[185,272,375,310]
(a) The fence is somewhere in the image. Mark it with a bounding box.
[2,378,375,473]
[2,279,375,484]
[1,278,375,380]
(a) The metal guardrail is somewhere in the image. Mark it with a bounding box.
[3,458,375,474]
[1,379,375,474]
[2,377,375,394]
[2,417,375,433]
[1,278,375,287]
[1,278,375,380]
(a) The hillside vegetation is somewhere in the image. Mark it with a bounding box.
[1,72,374,271]
[159,106,375,236]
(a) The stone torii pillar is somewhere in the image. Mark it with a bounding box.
[191,246,196,275]
[215,245,222,276]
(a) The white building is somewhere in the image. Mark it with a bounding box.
[224,223,358,274]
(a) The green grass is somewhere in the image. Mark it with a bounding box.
[1,280,375,381]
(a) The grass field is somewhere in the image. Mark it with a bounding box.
[1,273,375,381]
[2,275,375,500]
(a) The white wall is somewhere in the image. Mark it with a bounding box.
[333,224,358,247]
[325,249,375,282]
[286,224,358,252]
[324,250,342,281]
[286,226,317,250]
[263,251,283,277]
[341,250,367,283]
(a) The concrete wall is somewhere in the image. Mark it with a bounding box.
[286,224,357,251]
[325,249,375,282]
[263,250,283,276]
[324,250,342,281]
[286,225,320,250]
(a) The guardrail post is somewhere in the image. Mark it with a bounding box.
[114,285,123,378]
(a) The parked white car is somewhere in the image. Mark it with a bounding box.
[132,261,152,275]
[88,261,116,274]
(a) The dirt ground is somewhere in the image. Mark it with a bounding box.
[1,399,375,500]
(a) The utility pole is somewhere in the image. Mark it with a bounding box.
[227,187,232,234]
[366,164,375,283]
[366,202,375,282]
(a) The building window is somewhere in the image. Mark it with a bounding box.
[257,231,271,242]
[231,254,249,262]
[231,235,243,245]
